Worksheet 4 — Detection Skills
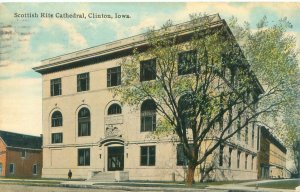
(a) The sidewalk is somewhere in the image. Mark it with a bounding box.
[207,179,297,192]
[207,184,294,192]
[0,177,297,192]
[61,179,297,192]
[61,180,221,191]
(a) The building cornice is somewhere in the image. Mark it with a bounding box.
[33,14,224,75]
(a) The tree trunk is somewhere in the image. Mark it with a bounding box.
[186,163,196,186]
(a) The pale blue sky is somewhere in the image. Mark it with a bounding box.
[0,2,299,136]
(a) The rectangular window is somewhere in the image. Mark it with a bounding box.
[237,115,241,140]
[237,151,241,169]
[219,94,224,131]
[77,73,89,92]
[50,78,61,96]
[107,66,121,87]
[141,113,156,132]
[257,126,260,151]
[228,109,233,134]
[245,125,248,144]
[230,68,236,86]
[252,123,255,147]
[78,148,90,166]
[78,121,91,136]
[228,148,232,168]
[176,144,190,166]
[21,150,26,158]
[140,146,155,166]
[178,50,198,75]
[251,156,254,170]
[140,59,156,81]
[52,133,63,143]
[245,154,248,169]
[9,163,14,174]
[33,164,37,175]
[219,145,224,167]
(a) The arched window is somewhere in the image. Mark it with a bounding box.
[78,108,91,136]
[141,99,156,132]
[178,94,194,129]
[107,104,122,115]
[51,111,62,127]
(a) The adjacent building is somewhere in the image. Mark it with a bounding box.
[33,14,262,181]
[257,126,288,179]
[0,130,42,178]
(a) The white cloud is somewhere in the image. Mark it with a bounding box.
[0,77,42,136]
[108,3,256,41]
[39,19,88,49]
[0,60,39,78]
[110,17,158,40]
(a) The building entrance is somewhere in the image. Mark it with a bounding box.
[107,146,124,171]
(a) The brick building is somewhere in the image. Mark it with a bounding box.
[257,126,288,179]
[0,130,42,178]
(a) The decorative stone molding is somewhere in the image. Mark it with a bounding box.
[105,125,122,138]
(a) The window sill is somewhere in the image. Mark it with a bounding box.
[140,79,156,83]
[107,85,121,89]
[50,94,62,97]
[78,135,91,137]
[77,90,90,93]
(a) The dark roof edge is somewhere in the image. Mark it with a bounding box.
[33,14,223,74]
[260,126,287,153]
[0,130,41,138]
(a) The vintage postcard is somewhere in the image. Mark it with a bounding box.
[0,2,299,191]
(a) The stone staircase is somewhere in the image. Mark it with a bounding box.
[87,171,129,182]
[87,171,115,182]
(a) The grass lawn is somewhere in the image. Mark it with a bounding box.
[248,179,300,190]
[0,177,69,186]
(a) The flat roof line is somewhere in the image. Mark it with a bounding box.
[39,14,221,65]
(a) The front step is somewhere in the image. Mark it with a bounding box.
[87,171,129,182]
[88,172,115,182]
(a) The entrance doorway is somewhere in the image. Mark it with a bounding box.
[107,146,124,171]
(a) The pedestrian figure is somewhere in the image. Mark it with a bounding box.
[68,169,72,179]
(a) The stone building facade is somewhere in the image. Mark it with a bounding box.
[34,14,261,181]
[0,131,42,178]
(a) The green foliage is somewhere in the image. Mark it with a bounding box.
[229,16,300,173]
[113,14,299,184]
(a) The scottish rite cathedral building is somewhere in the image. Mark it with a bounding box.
[34,14,263,181]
